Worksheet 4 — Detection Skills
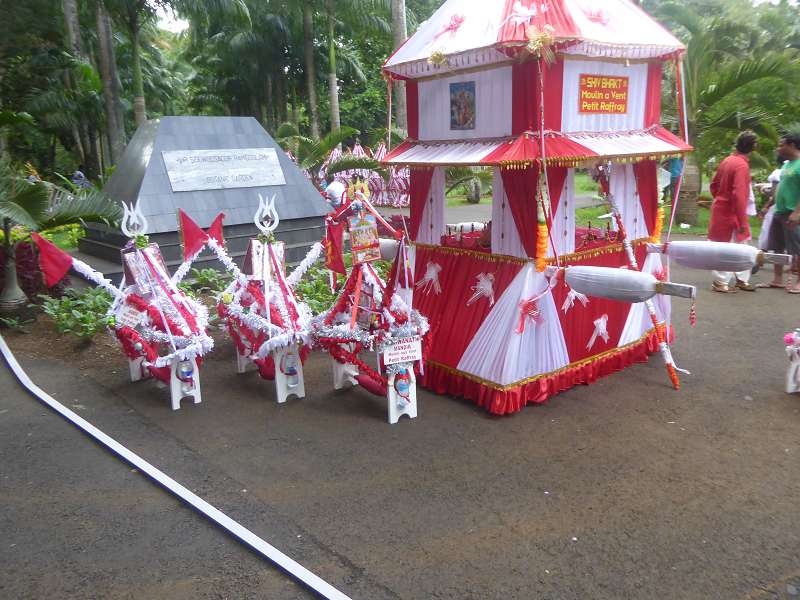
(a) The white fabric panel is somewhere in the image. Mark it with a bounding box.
[457,265,570,385]
[610,164,649,241]
[490,167,526,258]
[417,167,446,245]
[418,67,513,141]
[617,254,670,347]
[385,140,502,165]
[568,130,679,156]
[548,169,575,257]
[561,59,648,133]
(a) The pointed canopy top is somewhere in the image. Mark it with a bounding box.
[383,0,684,80]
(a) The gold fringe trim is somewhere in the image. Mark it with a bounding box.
[413,237,652,266]
[427,328,657,392]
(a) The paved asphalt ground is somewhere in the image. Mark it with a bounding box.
[2,257,800,599]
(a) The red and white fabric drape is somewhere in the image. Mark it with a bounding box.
[457,264,569,385]
[610,164,649,240]
[491,167,526,258]
[409,168,434,241]
[546,167,573,257]
[500,166,540,258]
[416,167,446,244]
[633,160,660,236]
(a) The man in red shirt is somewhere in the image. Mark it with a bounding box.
[707,130,758,292]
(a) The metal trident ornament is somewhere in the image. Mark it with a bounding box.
[120,200,149,238]
[254,193,279,235]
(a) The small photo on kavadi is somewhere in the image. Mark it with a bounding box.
[348,214,381,264]
[450,81,476,130]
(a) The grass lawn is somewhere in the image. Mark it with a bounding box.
[445,193,492,208]
[574,204,763,239]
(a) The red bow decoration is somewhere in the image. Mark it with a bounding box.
[435,14,465,40]
[584,9,609,25]
[516,297,543,334]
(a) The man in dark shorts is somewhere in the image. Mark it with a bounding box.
[768,130,800,292]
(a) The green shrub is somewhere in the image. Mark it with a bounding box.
[182,268,232,294]
[38,287,113,339]
[293,258,393,315]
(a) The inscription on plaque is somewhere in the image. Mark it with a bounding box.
[162,148,286,192]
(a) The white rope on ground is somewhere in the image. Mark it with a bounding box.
[0,334,353,600]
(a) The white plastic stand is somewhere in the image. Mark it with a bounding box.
[387,369,417,425]
[333,359,359,390]
[787,348,800,393]
[128,357,149,382]
[272,344,305,404]
[236,350,250,374]
[169,356,202,411]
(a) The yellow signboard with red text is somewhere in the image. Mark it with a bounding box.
[578,74,629,115]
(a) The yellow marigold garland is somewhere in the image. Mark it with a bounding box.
[536,221,549,272]
[650,204,665,243]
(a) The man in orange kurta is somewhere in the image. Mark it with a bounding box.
[707,131,758,292]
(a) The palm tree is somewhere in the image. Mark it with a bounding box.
[391,0,407,133]
[0,161,121,313]
[106,0,249,128]
[277,124,383,185]
[324,0,391,132]
[657,3,798,223]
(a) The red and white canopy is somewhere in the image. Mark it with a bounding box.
[384,127,691,167]
[384,0,684,79]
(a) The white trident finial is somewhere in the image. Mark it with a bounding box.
[254,193,279,235]
[120,199,149,238]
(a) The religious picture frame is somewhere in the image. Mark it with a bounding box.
[450,81,476,130]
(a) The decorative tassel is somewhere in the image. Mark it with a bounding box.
[689,299,697,327]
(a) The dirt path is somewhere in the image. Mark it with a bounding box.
[2,260,800,599]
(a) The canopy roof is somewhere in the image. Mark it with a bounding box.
[383,0,684,80]
[383,126,692,168]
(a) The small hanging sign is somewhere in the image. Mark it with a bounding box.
[383,336,423,366]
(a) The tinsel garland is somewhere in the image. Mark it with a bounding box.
[71,257,124,300]
[286,242,324,288]
[151,335,214,368]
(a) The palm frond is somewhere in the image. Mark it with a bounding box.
[39,188,122,231]
[324,156,385,179]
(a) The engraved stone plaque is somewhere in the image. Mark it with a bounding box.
[162,147,286,192]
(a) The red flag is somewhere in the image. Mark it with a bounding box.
[207,212,225,247]
[324,220,346,276]
[178,209,208,260]
[31,232,73,287]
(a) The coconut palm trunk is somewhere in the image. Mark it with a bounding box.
[131,22,147,128]
[326,0,341,132]
[302,2,320,138]
[391,0,408,133]
[96,1,126,164]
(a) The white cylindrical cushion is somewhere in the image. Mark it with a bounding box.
[379,238,399,261]
[664,241,759,272]
[565,266,657,303]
